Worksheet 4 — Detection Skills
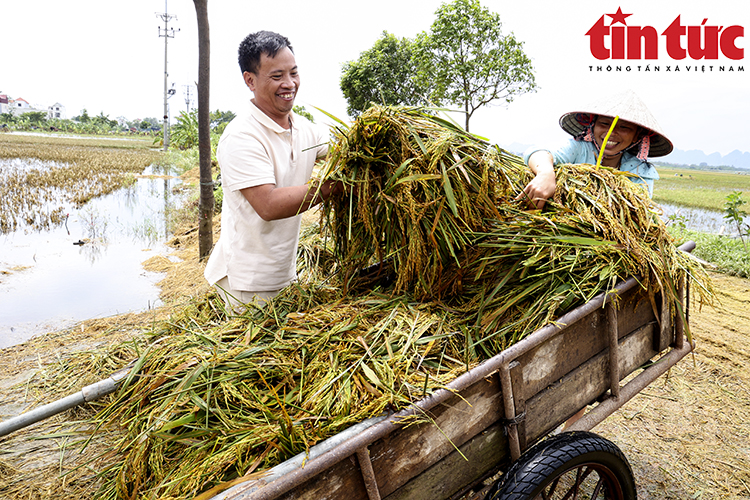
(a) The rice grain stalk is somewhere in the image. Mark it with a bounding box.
[318,105,520,299]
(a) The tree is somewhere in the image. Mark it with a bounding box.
[139,117,161,130]
[25,111,48,125]
[170,109,199,150]
[194,0,214,260]
[74,109,91,123]
[724,191,749,251]
[340,31,430,117]
[416,0,537,131]
[93,112,117,129]
[209,109,236,130]
[209,109,236,136]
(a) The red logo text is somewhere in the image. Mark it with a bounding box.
[587,8,744,61]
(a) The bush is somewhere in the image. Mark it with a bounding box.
[668,227,750,278]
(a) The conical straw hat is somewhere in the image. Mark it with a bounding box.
[559,89,673,157]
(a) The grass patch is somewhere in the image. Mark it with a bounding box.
[653,167,750,211]
[668,227,750,278]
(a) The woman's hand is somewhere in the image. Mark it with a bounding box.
[516,151,556,209]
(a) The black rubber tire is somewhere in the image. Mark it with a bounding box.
[485,431,637,500]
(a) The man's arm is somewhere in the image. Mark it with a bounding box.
[241,180,342,221]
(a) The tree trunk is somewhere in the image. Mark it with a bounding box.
[194,0,214,260]
[464,99,470,132]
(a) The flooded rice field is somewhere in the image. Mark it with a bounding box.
[659,202,750,235]
[0,159,183,348]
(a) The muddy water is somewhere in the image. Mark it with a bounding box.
[659,202,750,234]
[0,164,183,348]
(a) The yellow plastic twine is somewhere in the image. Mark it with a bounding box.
[596,115,619,167]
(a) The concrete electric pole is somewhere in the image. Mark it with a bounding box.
[183,84,193,114]
[157,1,179,152]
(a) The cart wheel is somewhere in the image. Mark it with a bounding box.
[485,431,636,500]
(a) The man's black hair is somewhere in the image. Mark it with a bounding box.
[238,31,294,75]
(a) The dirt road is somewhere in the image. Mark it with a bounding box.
[596,272,750,499]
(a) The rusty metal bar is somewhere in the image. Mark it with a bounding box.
[0,364,132,438]
[355,447,381,500]
[565,339,694,433]
[686,273,691,330]
[606,303,621,399]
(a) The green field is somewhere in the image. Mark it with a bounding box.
[653,166,750,211]
[653,166,750,278]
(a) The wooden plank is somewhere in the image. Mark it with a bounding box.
[617,286,658,338]
[657,291,674,352]
[274,375,505,500]
[369,375,503,497]
[384,422,509,500]
[276,455,366,500]
[514,286,656,402]
[523,322,657,442]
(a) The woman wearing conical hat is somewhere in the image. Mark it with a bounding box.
[519,89,673,208]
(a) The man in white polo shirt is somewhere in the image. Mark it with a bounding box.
[204,31,341,310]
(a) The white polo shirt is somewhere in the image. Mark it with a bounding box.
[204,101,328,292]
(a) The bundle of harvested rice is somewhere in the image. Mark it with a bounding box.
[318,105,519,298]
[321,105,709,348]
[78,106,712,499]
[86,287,468,499]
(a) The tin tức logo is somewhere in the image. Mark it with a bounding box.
[586,7,744,61]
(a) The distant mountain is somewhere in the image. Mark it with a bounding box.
[658,149,750,169]
[500,142,750,170]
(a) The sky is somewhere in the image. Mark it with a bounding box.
[2,0,748,158]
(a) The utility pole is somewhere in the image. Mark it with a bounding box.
[157,1,179,152]
[183,84,193,113]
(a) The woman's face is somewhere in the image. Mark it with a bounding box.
[593,116,639,157]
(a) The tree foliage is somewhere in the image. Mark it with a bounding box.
[171,110,199,150]
[74,109,91,123]
[416,0,537,131]
[210,109,236,135]
[724,191,749,250]
[24,111,47,124]
[340,31,430,117]
[0,107,162,135]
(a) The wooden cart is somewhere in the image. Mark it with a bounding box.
[208,242,696,500]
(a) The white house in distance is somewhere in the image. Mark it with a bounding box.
[0,96,66,119]
[47,102,66,119]
[12,97,33,112]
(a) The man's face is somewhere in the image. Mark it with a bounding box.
[244,47,300,127]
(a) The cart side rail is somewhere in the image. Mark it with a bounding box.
[215,242,696,500]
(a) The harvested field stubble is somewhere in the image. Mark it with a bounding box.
[595,272,750,500]
[0,134,163,233]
